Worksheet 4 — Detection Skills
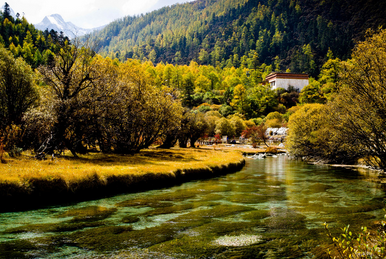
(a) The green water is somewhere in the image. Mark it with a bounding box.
[0,155,385,258]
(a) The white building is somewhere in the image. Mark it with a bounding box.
[265,72,309,91]
[265,127,288,136]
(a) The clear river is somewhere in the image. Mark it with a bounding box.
[0,155,385,258]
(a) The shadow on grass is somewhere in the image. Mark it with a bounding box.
[57,149,201,166]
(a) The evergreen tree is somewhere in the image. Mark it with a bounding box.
[3,2,11,20]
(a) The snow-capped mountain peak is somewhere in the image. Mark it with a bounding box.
[35,14,104,39]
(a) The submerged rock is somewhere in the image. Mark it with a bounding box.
[214,234,263,246]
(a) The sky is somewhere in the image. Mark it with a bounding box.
[5,0,194,29]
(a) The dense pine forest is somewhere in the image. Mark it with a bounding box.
[90,0,386,77]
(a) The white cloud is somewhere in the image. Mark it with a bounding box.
[122,0,159,16]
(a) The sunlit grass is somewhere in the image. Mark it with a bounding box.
[0,147,244,187]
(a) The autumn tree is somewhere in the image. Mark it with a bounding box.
[328,29,386,168]
[244,84,277,119]
[287,102,361,164]
[0,45,38,128]
[265,111,284,128]
[242,123,269,147]
[103,60,183,154]
[230,84,247,113]
[229,114,246,137]
[318,52,342,101]
[35,46,183,156]
[36,40,103,156]
[177,110,208,148]
[204,111,222,136]
[286,104,330,157]
[299,78,325,104]
[215,117,235,138]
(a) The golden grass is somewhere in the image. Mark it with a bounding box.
[0,147,244,187]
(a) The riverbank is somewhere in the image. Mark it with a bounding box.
[208,144,287,156]
[0,148,245,212]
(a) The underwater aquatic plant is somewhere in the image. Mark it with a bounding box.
[324,222,386,258]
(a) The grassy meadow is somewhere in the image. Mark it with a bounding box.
[0,147,245,211]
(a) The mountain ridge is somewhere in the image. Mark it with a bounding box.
[88,0,386,77]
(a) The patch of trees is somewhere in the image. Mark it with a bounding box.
[287,29,386,169]
[0,45,38,153]
[0,37,295,157]
[26,42,183,157]
[0,3,69,68]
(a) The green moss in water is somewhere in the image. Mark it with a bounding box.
[242,210,271,221]
[192,182,233,193]
[263,208,307,231]
[173,205,254,221]
[190,221,259,237]
[0,234,78,259]
[4,221,104,234]
[0,239,37,259]
[56,206,117,223]
[323,212,377,227]
[227,193,269,204]
[297,197,384,216]
[301,183,334,195]
[122,215,140,224]
[67,205,255,253]
[148,234,225,258]
[196,193,224,201]
[68,226,134,251]
[215,246,265,259]
[120,225,178,248]
[66,222,187,251]
[161,205,254,230]
[143,203,195,217]
[116,198,174,208]
[216,236,313,259]
[140,201,219,218]
[263,238,305,258]
[117,186,229,209]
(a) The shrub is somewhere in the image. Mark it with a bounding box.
[219,104,234,117]
[8,146,23,157]
[265,111,283,121]
[250,118,263,126]
[0,124,23,152]
[265,118,283,128]
[198,104,212,113]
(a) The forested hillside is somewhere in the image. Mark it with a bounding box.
[90,0,386,77]
[0,3,69,68]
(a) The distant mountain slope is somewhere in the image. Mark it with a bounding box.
[35,14,105,39]
[89,0,386,76]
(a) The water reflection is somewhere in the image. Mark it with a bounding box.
[0,155,384,258]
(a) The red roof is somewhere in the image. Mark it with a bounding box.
[265,72,309,81]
